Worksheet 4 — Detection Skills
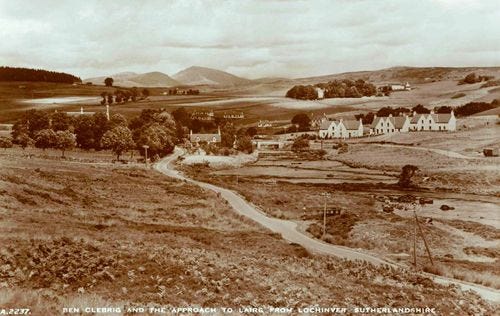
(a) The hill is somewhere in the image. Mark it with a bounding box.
[0,66,81,84]
[172,66,251,86]
[84,71,179,87]
[295,66,500,85]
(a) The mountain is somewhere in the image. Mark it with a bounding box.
[84,71,179,87]
[172,66,251,86]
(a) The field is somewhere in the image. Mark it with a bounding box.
[1,152,495,314]
[179,120,500,292]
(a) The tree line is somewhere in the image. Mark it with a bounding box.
[286,79,377,100]
[100,88,150,105]
[0,66,81,83]
[3,107,257,158]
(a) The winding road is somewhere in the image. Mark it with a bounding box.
[154,148,500,303]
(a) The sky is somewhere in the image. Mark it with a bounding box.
[1,0,499,79]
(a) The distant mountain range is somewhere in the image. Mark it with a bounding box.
[84,66,251,87]
[83,66,500,88]
[172,66,251,86]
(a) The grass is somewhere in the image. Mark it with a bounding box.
[0,154,495,313]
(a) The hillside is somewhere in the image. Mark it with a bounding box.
[173,66,251,86]
[295,66,500,85]
[0,66,81,84]
[0,152,493,314]
[84,71,179,87]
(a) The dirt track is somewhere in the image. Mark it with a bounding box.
[155,148,500,303]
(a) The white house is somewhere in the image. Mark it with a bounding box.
[370,114,411,135]
[315,87,325,99]
[343,118,364,138]
[389,82,411,91]
[409,110,456,132]
[319,118,363,139]
[189,127,222,144]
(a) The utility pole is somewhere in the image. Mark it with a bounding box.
[321,192,331,240]
[414,209,434,266]
[413,213,417,267]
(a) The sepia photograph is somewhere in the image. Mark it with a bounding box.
[0,0,499,315]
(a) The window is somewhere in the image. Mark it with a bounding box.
[429,119,431,124]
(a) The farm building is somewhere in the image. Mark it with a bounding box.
[191,110,215,121]
[223,112,244,119]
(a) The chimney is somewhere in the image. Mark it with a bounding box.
[374,114,377,119]
[413,111,417,116]
[106,104,110,121]
[80,107,83,114]
[190,129,192,136]
[430,110,435,114]
[217,126,221,135]
[450,110,455,117]
[389,114,393,117]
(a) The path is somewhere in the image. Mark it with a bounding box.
[154,148,500,303]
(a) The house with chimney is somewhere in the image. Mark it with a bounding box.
[370,114,411,135]
[409,110,456,131]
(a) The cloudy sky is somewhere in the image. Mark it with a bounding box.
[1,0,499,79]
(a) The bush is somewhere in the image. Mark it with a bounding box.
[0,136,13,149]
[291,137,309,152]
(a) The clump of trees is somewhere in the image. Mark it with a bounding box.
[286,79,376,100]
[168,88,200,95]
[0,136,13,150]
[101,126,135,160]
[0,66,81,83]
[398,165,419,188]
[291,136,310,152]
[100,88,150,105]
[291,113,312,131]
[104,77,114,87]
[458,73,494,85]
[454,99,498,117]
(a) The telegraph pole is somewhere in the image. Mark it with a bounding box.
[414,208,434,266]
[321,192,331,240]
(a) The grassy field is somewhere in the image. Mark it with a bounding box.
[1,152,495,314]
[179,137,500,291]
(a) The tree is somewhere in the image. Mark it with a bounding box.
[0,136,13,150]
[101,126,135,161]
[100,92,107,105]
[137,123,175,158]
[104,77,114,87]
[73,115,95,149]
[16,132,33,150]
[411,104,430,114]
[172,107,191,126]
[34,129,57,150]
[246,126,258,137]
[92,112,110,149]
[291,113,311,131]
[109,113,128,129]
[54,130,76,157]
[107,94,114,105]
[236,136,254,154]
[51,112,71,131]
[291,137,309,152]
[398,165,419,188]
[220,123,237,148]
[434,106,453,114]
[142,88,150,98]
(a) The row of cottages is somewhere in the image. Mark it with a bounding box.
[319,118,363,139]
[370,111,456,135]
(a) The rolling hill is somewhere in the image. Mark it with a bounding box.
[84,71,179,87]
[172,66,251,86]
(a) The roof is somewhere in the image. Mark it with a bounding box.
[410,114,423,124]
[370,116,383,128]
[190,133,221,143]
[433,113,452,123]
[319,120,334,130]
[342,119,361,130]
[388,116,408,129]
